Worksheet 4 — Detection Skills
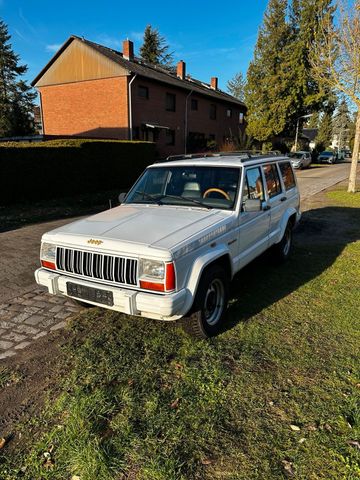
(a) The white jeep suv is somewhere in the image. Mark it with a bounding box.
[35,153,301,338]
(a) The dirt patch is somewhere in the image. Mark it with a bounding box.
[0,327,73,454]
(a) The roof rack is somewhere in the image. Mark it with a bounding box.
[162,150,284,163]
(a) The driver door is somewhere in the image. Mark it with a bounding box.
[236,166,271,269]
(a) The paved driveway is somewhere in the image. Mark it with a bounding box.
[0,219,82,359]
[0,162,352,360]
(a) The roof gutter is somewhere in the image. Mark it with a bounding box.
[128,74,137,140]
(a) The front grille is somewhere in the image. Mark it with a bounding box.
[56,247,138,286]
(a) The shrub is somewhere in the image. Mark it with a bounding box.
[0,139,156,205]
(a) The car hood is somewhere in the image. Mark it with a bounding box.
[43,204,231,259]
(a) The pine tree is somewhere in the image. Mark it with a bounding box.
[315,111,333,150]
[0,20,35,137]
[244,0,335,144]
[283,0,336,130]
[139,25,174,70]
[226,72,246,101]
[245,0,293,142]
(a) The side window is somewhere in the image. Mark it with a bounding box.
[243,167,265,202]
[263,164,282,198]
[279,162,296,191]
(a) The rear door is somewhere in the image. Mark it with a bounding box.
[262,163,284,245]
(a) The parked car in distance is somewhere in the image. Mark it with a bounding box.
[317,151,337,164]
[35,153,301,339]
[340,149,352,159]
[288,151,312,169]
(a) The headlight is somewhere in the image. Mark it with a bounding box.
[40,242,56,262]
[139,259,176,292]
[139,258,165,279]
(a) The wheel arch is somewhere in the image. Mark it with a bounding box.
[274,208,298,245]
[184,246,233,308]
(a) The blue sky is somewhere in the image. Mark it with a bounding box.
[0,0,268,93]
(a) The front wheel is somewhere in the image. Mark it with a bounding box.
[181,265,229,339]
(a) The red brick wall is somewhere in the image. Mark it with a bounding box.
[131,77,246,157]
[39,77,129,139]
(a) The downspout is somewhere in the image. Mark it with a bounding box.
[128,74,137,140]
[184,90,193,154]
[39,90,45,136]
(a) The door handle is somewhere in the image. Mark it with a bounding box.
[280,196,287,202]
[263,205,271,211]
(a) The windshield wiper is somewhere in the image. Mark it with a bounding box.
[134,191,163,205]
[161,194,212,209]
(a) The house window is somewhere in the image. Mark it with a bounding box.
[191,99,198,111]
[138,85,149,99]
[210,104,217,120]
[166,129,175,146]
[166,93,176,112]
[239,112,244,124]
[226,108,232,118]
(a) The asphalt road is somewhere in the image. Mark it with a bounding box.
[295,161,350,199]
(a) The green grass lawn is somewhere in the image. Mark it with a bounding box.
[1,192,359,480]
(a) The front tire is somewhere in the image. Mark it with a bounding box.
[182,265,229,339]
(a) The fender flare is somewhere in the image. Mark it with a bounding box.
[275,207,298,244]
[183,245,233,310]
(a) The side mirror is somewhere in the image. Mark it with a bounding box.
[118,192,127,204]
[243,198,262,212]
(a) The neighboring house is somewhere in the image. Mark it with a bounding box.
[32,36,246,157]
[302,128,318,151]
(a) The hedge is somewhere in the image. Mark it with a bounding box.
[0,139,156,205]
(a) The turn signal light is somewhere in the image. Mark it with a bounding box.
[139,280,165,292]
[41,260,56,270]
[165,262,176,291]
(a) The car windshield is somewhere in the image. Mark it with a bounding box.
[321,151,333,156]
[289,153,304,159]
[125,165,241,210]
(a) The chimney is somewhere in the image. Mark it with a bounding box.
[177,60,186,80]
[210,77,218,90]
[123,40,134,60]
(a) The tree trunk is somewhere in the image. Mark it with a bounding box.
[348,109,360,193]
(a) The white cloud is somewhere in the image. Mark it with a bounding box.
[46,44,62,53]
[14,28,27,41]
[129,31,144,42]
[96,34,122,50]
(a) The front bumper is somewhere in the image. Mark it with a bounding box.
[35,268,190,321]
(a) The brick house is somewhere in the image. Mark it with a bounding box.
[32,36,246,157]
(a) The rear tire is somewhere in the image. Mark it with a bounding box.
[272,221,293,263]
[181,265,229,339]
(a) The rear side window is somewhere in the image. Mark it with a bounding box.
[263,164,282,198]
[279,162,296,190]
[243,167,264,201]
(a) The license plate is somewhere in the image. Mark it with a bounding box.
[66,282,114,306]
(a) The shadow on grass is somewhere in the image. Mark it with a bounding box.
[224,206,360,333]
